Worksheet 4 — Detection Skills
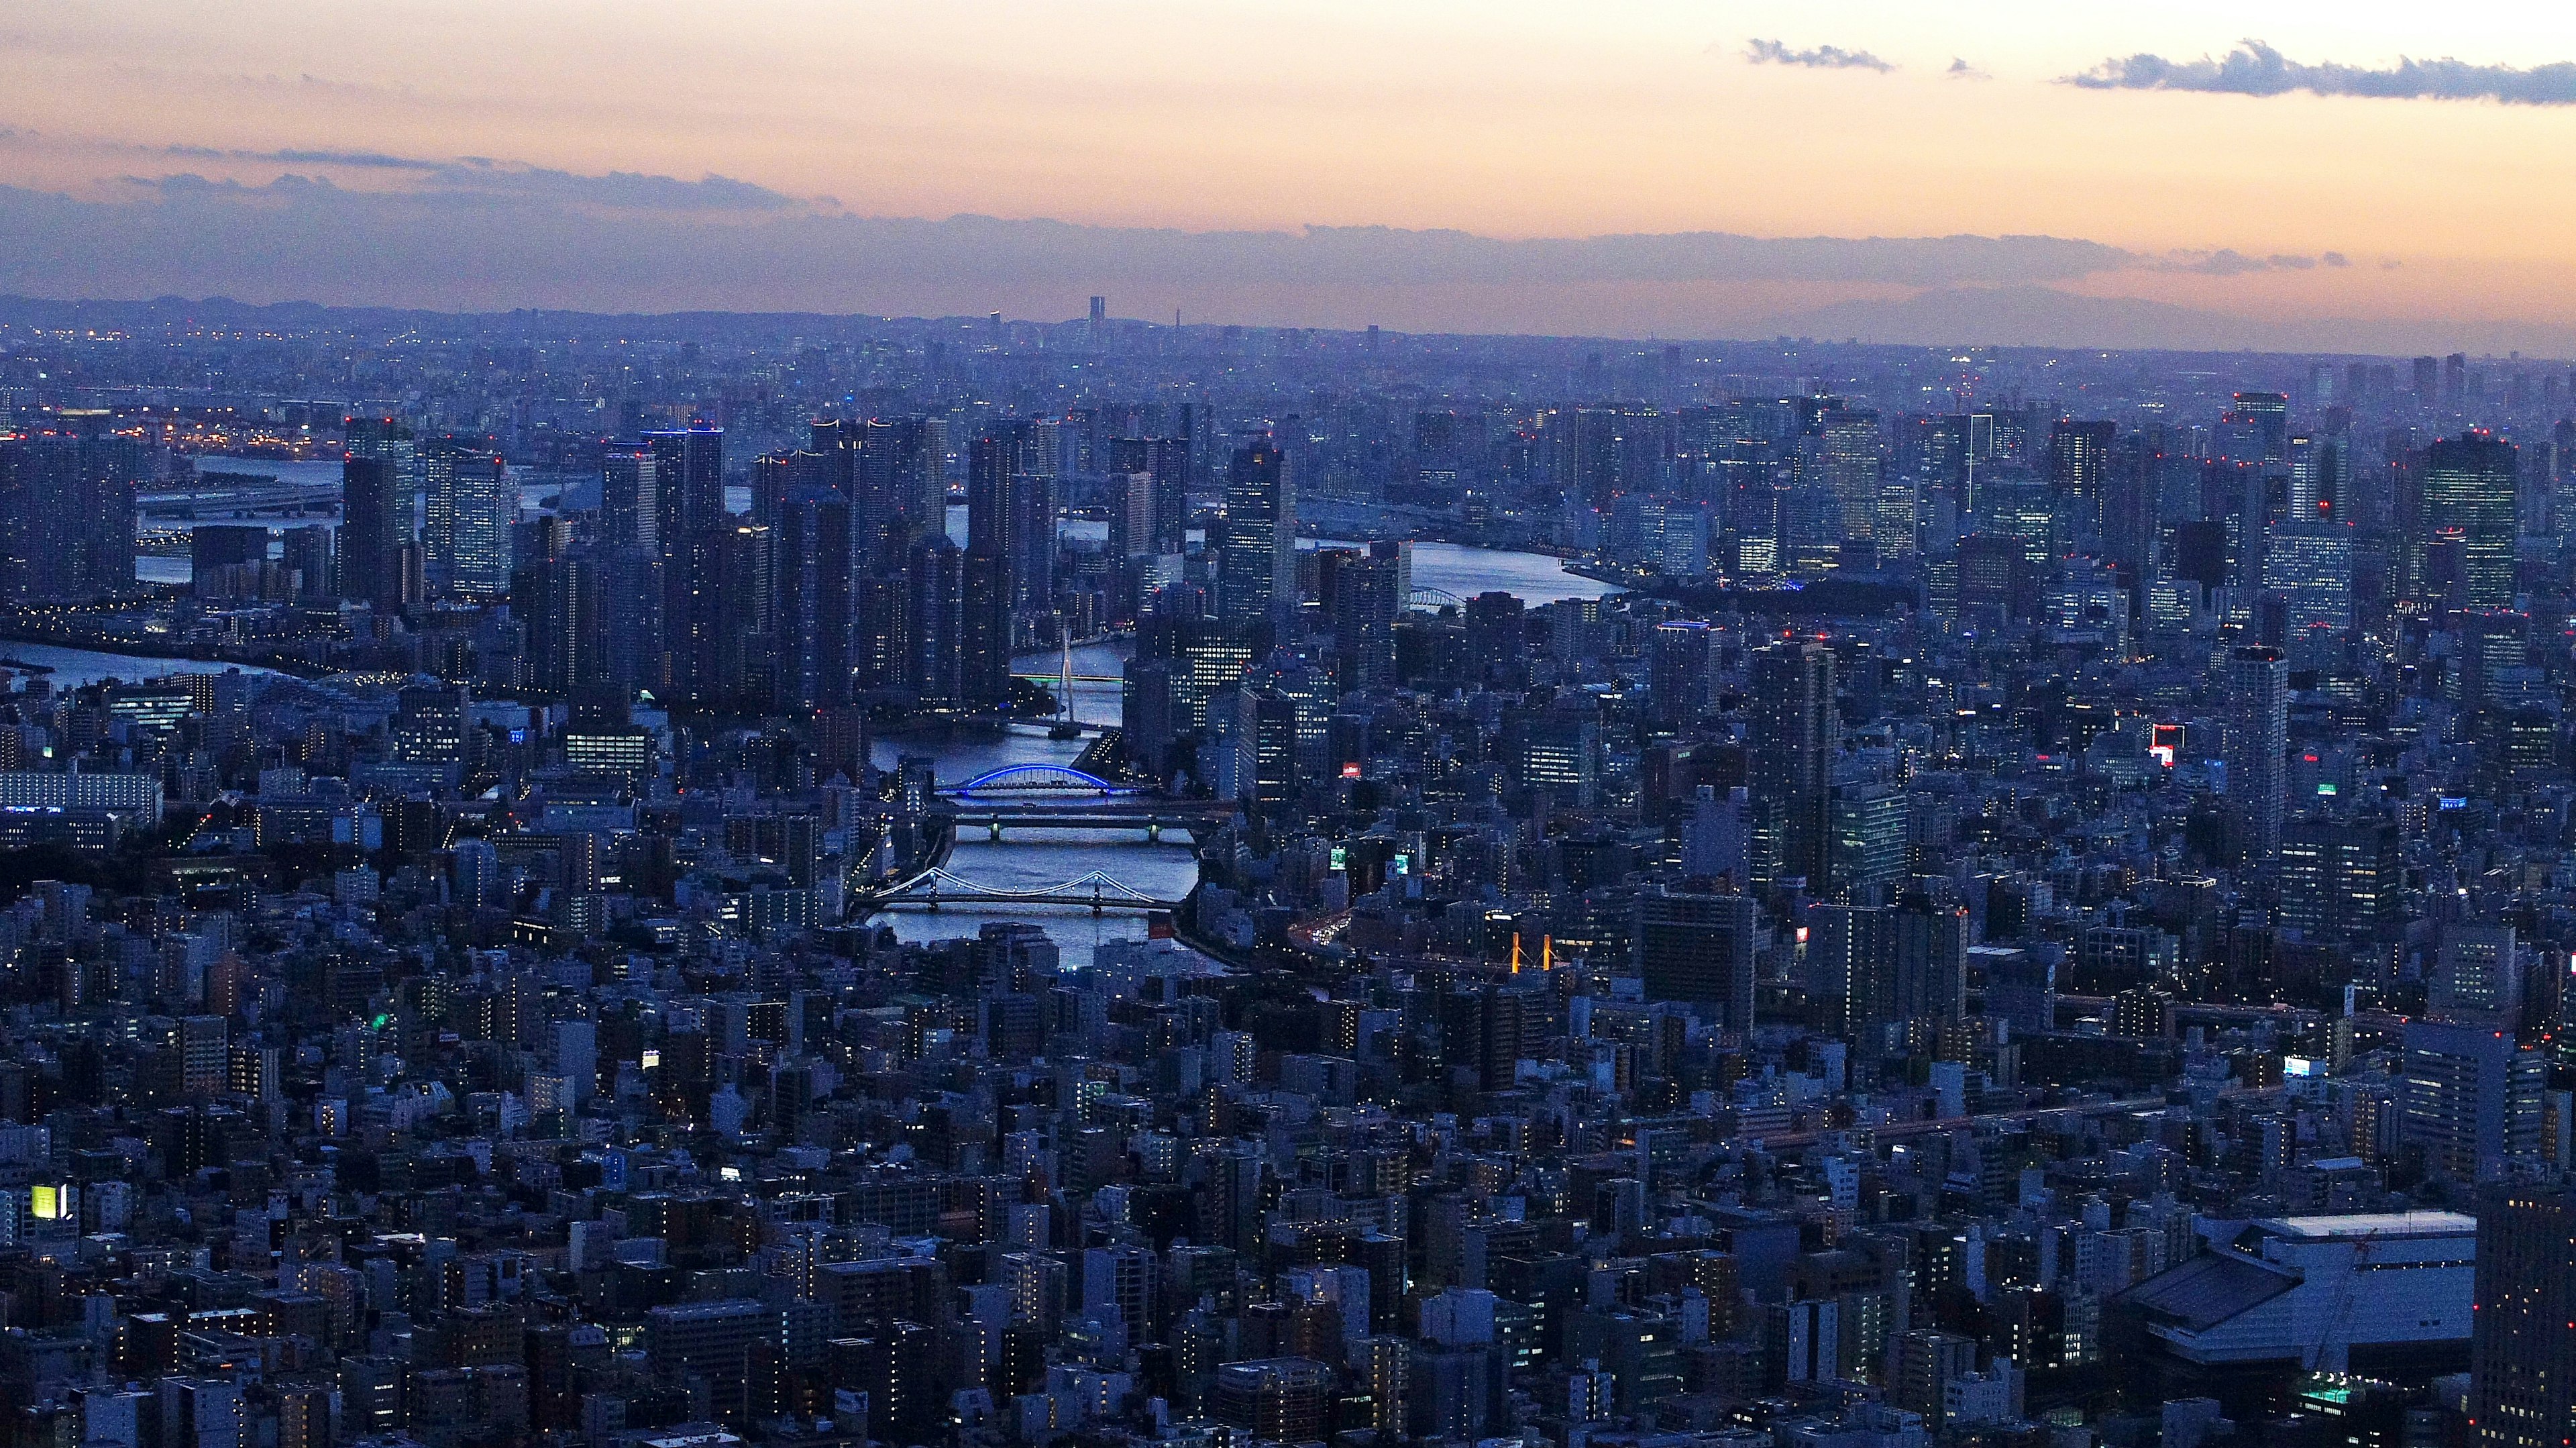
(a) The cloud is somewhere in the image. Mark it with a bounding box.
[0,164,2358,339]
[2155,248,2350,275]
[162,144,443,170]
[115,157,798,213]
[2067,39,2576,105]
[1946,58,1991,81]
[1744,39,1894,73]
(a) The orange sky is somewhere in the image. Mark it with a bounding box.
[7,1,2576,340]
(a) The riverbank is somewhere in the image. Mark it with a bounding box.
[0,631,308,684]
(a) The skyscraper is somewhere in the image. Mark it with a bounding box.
[1219,438,1295,621]
[773,489,853,709]
[2422,431,2519,611]
[1818,408,1884,542]
[646,427,727,703]
[2224,645,2287,860]
[961,426,1028,707]
[2469,1181,2576,1448]
[339,456,405,610]
[422,442,513,598]
[1749,640,1836,888]
[2047,419,2116,541]
[2400,1019,2542,1181]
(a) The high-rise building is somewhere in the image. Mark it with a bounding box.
[2275,819,2402,940]
[1818,408,1884,542]
[2227,391,2290,464]
[1109,435,1191,555]
[2224,646,2288,860]
[423,442,513,598]
[1210,1358,1332,1444]
[645,427,727,703]
[1749,640,1835,888]
[2400,1019,2543,1181]
[2048,419,2116,541]
[2469,1181,2576,1448]
[773,488,852,709]
[2422,432,2519,611]
[1219,438,1295,621]
[2262,520,2355,631]
[0,435,142,602]
[339,456,405,609]
[1633,888,1757,1030]
[905,533,964,705]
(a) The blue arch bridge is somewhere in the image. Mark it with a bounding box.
[851,866,1188,916]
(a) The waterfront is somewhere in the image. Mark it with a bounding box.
[866,637,1197,970]
[0,641,281,690]
[865,535,1611,966]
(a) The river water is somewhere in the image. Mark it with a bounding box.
[863,541,1619,967]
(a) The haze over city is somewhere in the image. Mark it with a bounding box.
[10,2,2576,347]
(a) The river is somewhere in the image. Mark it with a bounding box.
[109,486,1612,970]
[864,537,1617,968]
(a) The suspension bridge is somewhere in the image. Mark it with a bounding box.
[851,866,1188,915]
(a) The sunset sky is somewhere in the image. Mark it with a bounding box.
[9,1,2576,348]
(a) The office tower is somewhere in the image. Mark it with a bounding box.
[600,442,660,551]
[2400,1018,2542,1181]
[645,427,726,703]
[1633,888,1757,1029]
[1219,438,1296,621]
[857,416,937,555]
[714,521,775,704]
[905,533,964,705]
[1829,780,1909,895]
[2262,520,2354,631]
[2469,1181,2576,1448]
[422,442,513,598]
[1749,640,1835,888]
[339,456,405,609]
[2224,646,2288,860]
[2430,924,2520,1025]
[2422,432,2519,610]
[961,427,1028,707]
[773,489,852,709]
[1089,295,1107,346]
[2275,819,2402,939]
[1892,891,1969,1029]
[282,525,334,601]
[1818,407,1884,541]
[2229,391,2290,464]
[2288,433,2348,518]
[1110,435,1191,554]
[2048,419,2116,540]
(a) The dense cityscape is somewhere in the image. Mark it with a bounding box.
[0,291,2571,1448]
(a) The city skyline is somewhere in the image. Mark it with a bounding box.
[11,4,2576,348]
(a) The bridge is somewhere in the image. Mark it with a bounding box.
[851,866,1187,915]
[935,764,1233,839]
[946,763,1144,797]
